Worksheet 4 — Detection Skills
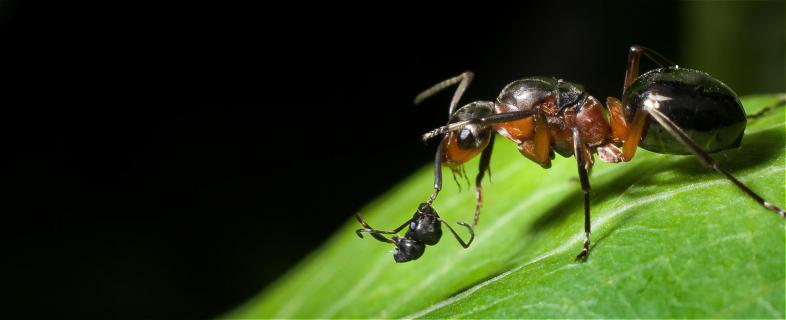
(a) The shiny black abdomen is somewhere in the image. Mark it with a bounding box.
[622,67,746,154]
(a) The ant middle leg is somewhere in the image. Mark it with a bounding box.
[572,128,595,261]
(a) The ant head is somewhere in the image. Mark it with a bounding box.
[391,203,442,263]
[448,101,495,150]
[404,203,443,246]
[456,123,488,150]
[391,236,425,262]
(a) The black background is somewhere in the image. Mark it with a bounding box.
[3,1,783,318]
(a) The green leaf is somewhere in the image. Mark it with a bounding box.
[228,94,785,319]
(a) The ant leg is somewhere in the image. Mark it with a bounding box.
[645,105,786,218]
[619,106,649,162]
[414,71,474,117]
[461,165,470,189]
[354,214,413,243]
[438,219,475,248]
[427,136,447,204]
[606,97,628,143]
[516,112,553,168]
[572,128,595,261]
[473,134,495,226]
[623,45,677,93]
[422,110,535,142]
[611,45,678,148]
[450,168,463,192]
[533,111,552,167]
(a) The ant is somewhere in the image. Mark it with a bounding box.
[355,45,786,263]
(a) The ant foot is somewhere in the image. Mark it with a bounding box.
[575,237,590,262]
[575,248,589,262]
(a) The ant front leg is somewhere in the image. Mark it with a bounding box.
[517,111,553,168]
[472,134,495,226]
[644,105,786,218]
[416,72,476,204]
[572,128,595,261]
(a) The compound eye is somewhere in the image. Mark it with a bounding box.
[456,124,485,149]
[405,204,443,246]
[392,237,425,263]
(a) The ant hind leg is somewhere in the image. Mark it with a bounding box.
[572,128,595,261]
[644,105,786,218]
[623,45,677,93]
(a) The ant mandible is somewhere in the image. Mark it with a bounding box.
[356,45,786,263]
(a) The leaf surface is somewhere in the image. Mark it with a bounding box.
[228,94,786,319]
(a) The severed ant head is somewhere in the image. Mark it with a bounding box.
[355,203,474,263]
[405,203,442,245]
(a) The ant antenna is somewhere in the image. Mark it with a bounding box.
[414,71,474,117]
[421,120,473,143]
[354,214,394,243]
[356,214,418,243]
